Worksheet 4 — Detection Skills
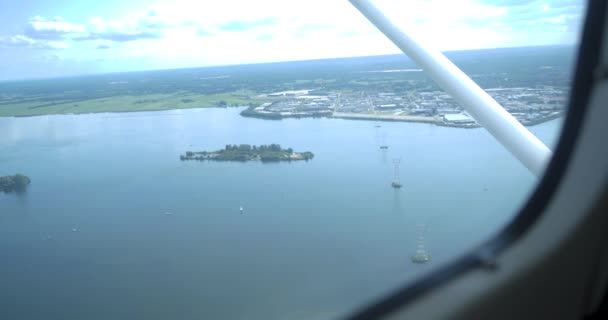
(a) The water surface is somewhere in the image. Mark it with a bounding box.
[0,108,561,319]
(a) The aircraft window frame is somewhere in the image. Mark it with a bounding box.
[346,0,605,318]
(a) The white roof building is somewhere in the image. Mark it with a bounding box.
[443,113,476,124]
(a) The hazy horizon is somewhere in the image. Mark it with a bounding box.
[0,44,576,82]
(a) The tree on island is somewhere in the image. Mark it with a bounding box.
[301,152,314,161]
[0,174,31,193]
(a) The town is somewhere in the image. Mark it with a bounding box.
[241,86,568,128]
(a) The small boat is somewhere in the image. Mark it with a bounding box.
[380,134,388,149]
[164,212,173,215]
[391,160,402,188]
[239,206,244,213]
[411,249,432,263]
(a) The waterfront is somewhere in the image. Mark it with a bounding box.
[0,107,561,319]
[243,86,567,127]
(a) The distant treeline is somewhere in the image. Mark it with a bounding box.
[0,174,31,193]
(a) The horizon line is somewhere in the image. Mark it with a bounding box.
[0,44,575,83]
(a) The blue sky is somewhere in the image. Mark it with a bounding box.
[0,0,585,80]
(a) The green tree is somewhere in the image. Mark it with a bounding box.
[0,174,31,193]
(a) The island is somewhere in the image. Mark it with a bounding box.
[180,144,314,162]
[0,174,31,193]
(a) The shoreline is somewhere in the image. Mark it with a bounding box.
[1,105,241,119]
[2,105,563,128]
[332,112,440,124]
[332,111,563,128]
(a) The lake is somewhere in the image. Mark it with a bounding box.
[0,108,561,319]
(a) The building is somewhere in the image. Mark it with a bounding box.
[442,113,476,124]
[377,104,402,110]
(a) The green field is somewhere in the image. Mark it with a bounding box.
[0,89,262,117]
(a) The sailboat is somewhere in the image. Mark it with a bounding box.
[391,159,402,188]
[380,133,388,149]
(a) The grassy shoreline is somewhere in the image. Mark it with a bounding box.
[3,105,563,129]
[7,105,239,118]
[0,90,262,117]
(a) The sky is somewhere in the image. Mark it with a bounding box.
[0,0,585,80]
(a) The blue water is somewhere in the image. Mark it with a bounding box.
[0,108,561,319]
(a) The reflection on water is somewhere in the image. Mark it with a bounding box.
[392,189,402,212]
[380,148,388,164]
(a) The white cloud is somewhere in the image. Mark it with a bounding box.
[69,0,581,71]
[541,14,567,24]
[25,16,86,39]
[0,34,69,49]
[0,35,36,47]
[80,12,171,42]
[43,40,70,49]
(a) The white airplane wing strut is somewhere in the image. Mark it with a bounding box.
[349,0,552,177]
